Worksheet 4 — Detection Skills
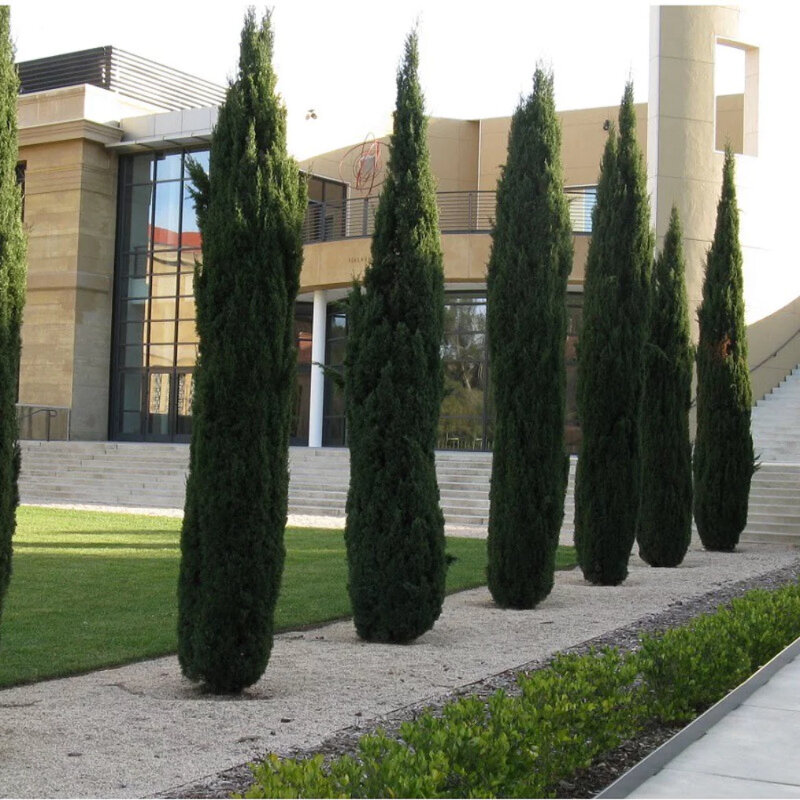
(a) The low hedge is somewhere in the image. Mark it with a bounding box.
[241,581,800,798]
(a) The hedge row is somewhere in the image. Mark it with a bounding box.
[241,581,800,799]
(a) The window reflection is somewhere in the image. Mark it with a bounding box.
[291,303,313,445]
[155,152,183,182]
[438,294,489,450]
[322,304,347,446]
[120,185,154,253]
[113,148,208,441]
[185,150,209,178]
[153,182,182,247]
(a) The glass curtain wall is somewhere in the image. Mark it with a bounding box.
[111,149,206,442]
[320,291,583,452]
[111,154,583,450]
[111,149,314,443]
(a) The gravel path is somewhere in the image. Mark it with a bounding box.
[1,515,797,799]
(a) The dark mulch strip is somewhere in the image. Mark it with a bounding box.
[163,559,800,799]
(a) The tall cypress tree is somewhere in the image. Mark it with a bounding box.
[637,206,693,567]
[344,30,446,643]
[694,147,753,551]
[177,9,306,693]
[0,7,26,645]
[574,83,653,586]
[486,68,572,609]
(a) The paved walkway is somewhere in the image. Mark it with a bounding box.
[603,641,800,798]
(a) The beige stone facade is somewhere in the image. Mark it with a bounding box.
[18,87,161,439]
[13,5,800,442]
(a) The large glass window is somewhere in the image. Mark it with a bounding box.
[322,302,348,446]
[438,294,491,450]
[291,303,313,446]
[111,149,204,442]
[111,150,204,441]
[111,148,314,442]
[320,291,583,453]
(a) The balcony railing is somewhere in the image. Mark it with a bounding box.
[301,186,596,244]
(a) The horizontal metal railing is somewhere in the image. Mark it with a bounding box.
[301,186,596,244]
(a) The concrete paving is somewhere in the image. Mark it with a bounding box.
[609,645,800,798]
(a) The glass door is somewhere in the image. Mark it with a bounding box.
[146,370,172,440]
[174,370,194,441]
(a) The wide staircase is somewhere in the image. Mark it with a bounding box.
[18,440,578,534]
[18,366,800,544]
[17,443,520,530]
[744,366,800,544]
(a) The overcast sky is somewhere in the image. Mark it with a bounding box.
[6,1,783,159]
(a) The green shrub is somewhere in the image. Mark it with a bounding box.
[637,611,751,722]
[244,648,646,798]
[693,146,754,551]
[243,581,800,798]
[343,30,446,643]
[0,7,27,648]
[486,66,572,609]
[728,584,800,671]
[178,10,306,693]
[636,206,693,568]
[574,83,653,586]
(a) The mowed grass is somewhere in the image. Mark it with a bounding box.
[0,506,576,688]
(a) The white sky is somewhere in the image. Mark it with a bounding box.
[6,1,777,160]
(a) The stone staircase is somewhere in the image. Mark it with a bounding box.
[744,366,800,544]
[17,364,800,545]
[19,442,535,530]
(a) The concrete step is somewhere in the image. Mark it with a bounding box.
[18,435,800,545]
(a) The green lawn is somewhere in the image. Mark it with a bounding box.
[0,506,576,688]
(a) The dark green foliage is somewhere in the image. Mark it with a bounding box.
[344,31,446,643]
[637,206,693,567]
[177,9,306,693]
[575,83,653,585]
[486,68,572,608]
[0,7,26,647]
[693,147,753,551]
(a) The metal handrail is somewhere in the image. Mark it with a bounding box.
[301,186,597,244]
[748,325,800,375]
[16,404,71,441]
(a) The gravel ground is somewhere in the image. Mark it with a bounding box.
[1,514,797,799]
[170,560,800,800]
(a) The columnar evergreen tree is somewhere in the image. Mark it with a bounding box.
[0,7,26,645]
[177,9,306,693]
[637,206,693,567]
[344,30,446,643]
[486,68,572,609]
[574,83,653,586]
[693,146,753,551]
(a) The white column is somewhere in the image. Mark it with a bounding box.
[307,289,327,447]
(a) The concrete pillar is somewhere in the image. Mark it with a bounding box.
[647,5,741,341]
[308,289,327,447]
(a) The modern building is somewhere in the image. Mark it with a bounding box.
[14,6,800,453]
